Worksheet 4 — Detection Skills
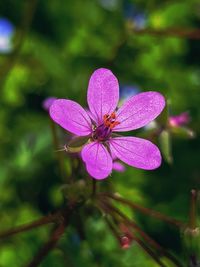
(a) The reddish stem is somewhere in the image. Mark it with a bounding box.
[100,193,185,228]
[25,223,66,267]
[99,198,183,267]
[0,212,60,239]
[189,189,197,229]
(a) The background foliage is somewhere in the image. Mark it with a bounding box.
[0,0,199,266]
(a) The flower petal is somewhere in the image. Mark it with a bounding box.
[113,161,126,172]
[87,68,119,124]
[114,91,165,132]
[81,142,112,179]
[50,99,92,136]
[109,136,162,170]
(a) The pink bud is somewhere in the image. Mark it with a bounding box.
[120,235,132,249]
[169,112,190,127]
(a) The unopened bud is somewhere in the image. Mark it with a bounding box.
[120,235,132,249]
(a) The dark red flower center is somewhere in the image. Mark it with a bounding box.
[92,112,120,141]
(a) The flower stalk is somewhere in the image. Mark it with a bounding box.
[25,222,66,267]
[98,196,184,267]
[189,189,197,230]
[100,192,186,228]
[0,212,60,239]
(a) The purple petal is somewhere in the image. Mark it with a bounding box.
[81,142,113,179]
[114,91,165,132]
[87,68,119,124]
[109,136,162,170]
[113,161,126,172]
[50,99,92,136]
[42,97,57,111]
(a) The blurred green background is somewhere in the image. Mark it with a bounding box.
[0,0,200,266]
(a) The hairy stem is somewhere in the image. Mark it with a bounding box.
[100,193,185,228]
[99,198,183,267]
[100,200,167,267]
[189,189,197,229]
[0,212,60,239]
[134,236,168,267]
[25,222,66,267]
[92,179,97,197]
[50,119,66,181]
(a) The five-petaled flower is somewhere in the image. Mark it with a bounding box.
[50,68,165,179]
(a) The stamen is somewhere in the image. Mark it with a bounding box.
[103,112,120,130]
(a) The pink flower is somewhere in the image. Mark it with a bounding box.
[50,68,165,179]
[169,112,190,127]
[42,97,57,111]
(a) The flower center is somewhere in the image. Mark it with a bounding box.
[92,112,120,141]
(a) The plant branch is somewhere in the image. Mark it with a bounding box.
[99,200,167,267]
[100,193,185,228]
[25,222,66,267]
[0,212,60,239]
[134,236,167,267]
[99,198,183,267]
[189,189,197,229]
[50,119,66,181]
[104,213,167,267]
[92,179,97,197]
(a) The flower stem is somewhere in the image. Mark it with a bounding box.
[49,119,66,181]
[99,200,167,267]
[99,198,162,251]
[103,216,121,243]
[189,189,197,229]
[24,201,81,267]
[92,179,97,197]
[25,222,66,267]
[0,212,60,239]
[98,198,184,267]
[100,193,185,228]
[134,236,167,267]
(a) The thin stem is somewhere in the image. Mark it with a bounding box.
[0,212,60,239]
[25,222,66,267]
[50,119,65,181]
[99,199,162,251]
[100,193,185,228]
[99,200,167,267]
[92,179,97,197]
[24,202,81,267]
[103,216,121,243]
[189,189,197,229]
[99,198,183,267]
[134,237,167,267]
[104,212,167,267]
[128,27,200,40]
